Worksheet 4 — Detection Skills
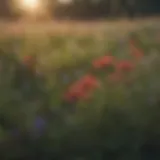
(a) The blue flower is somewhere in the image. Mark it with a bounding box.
[34,117,46,131]
[32,116,46,138]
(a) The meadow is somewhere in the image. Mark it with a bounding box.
[0,20,159,159]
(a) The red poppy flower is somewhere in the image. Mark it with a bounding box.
[129,39,136,45]
[130,43,144,60]
[23,55,36,68]
[64,93,75,103]
[64,86,91,103]
[64,75,99,103]
[93,56,114,69]
[64,88,84,103]
[117,61,134,72]
[80,75,99,88]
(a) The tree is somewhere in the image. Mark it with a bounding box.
[0,0,12,18]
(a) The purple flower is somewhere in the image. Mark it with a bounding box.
[31,116,46,138]
[34,117,46,131]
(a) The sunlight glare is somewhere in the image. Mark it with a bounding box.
[21,0,40,11]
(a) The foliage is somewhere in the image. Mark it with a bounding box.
[53,0,160,19]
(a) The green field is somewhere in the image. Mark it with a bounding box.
[0,21,159,159]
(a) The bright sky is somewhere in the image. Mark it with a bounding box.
[19,0,73,12]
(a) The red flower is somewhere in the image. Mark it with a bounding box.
[130,42,144,60]
[64,88,84,103]
[64,75,99,102]
[23,55,36,68]
[117,61,134,72]
[64,86,91,103]
[93,56,114,69]
[129,39,134,45]
[79,75,100,91]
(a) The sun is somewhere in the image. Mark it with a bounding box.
[21,0,40,10]
[12,0,51,20]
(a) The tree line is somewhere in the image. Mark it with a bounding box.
[53,0,160,19]
[0,0,159,20]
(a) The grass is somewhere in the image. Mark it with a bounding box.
[0,22,159,159]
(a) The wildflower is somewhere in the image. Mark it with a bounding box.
[65,89,92,102]
[64,75,99,102]
[34,117,46,131]
[79,75,100,91]
[130,41,144,60]
[93,56,114,69]
[29,116,46,139]
[117,60,134,72]
[64,88,85,103]
[64,84,85,102]
[129,39,135,46]
[23,55,36,69]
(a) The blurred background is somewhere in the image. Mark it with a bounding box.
[0,0,159,160]
[0,0,159,20]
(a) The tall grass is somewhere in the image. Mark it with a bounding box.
[0,25,159,159]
